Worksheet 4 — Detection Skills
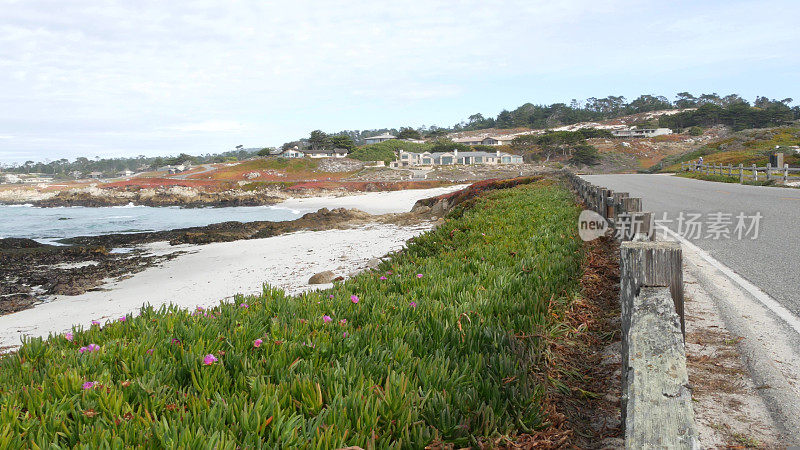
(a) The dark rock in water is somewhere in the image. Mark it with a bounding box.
[0,238,50,249]
[309,271,336,284]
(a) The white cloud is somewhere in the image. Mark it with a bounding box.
[0,0,798,162]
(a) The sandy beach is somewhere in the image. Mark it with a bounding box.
[0,185,465,350]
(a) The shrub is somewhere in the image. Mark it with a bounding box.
[0,182,583,448]
[349,140,432,164]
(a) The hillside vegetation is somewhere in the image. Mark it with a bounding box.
[656,127,800,171]
[0,181,587,448]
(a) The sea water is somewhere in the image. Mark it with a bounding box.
[0,203,303,242]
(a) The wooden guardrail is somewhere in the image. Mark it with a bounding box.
[562,171,698,449]
[681,161,800,184]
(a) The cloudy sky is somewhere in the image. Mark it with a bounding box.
[1,0,798,163]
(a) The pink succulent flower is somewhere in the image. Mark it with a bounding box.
[146,349,154,355]
[203,354,218,365]
[322,315,332,323]
[386,271,392,275]
[171,338,181,345]
[79,343,100,354]
[379,276,387,280]
[82,381,95,390]
[196,306,205,312]
[329,294,334,299]
[351,295,359,304]
[416,274,423,278]
[253,339,263,348]
[64,332,73,342]
[91,320,100,326]
[339,319,347,325]
[410,302,417,308]
[118,316,126,322]
[343,332,348,338]
[240,303,249,308]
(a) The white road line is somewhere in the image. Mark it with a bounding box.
[658,225,800,336]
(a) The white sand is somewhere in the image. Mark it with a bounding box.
[0,223,434,350]
[0,185,467,350]
[275,184,469,214]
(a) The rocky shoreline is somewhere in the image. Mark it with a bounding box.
[0,177,543,317]
[0,206,443,316]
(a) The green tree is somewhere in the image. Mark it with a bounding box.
[396,127,422,140]
[329,134,356,150]
[308,130,331,150]
[429,139,470,153]
[569,144,600,166]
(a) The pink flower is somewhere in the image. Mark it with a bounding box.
[253,339,263,348]
[118,316,126,322]
[410,302,417,308]
[64,332,73,342]
[91,320,100,326]
[386,271,392,275]
[171,338,181,345]
[339,319,347,325]
[416,274,423,278]
[82,381,95,390]
[239,303,249,308]
[329,294,334,299]
[196,306,205,312]
[79,343,100,354]
[379,276,387,280]
[203,354,218,365]
[343,332,348,338]
[146,349,154,355]
[322,315,332,323]
[351,295,359,304]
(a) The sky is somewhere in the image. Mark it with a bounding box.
[1,0,799,164]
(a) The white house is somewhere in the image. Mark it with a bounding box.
[393,149,523,167]
[117,170,134,177]
[611,128,672,138]
[305,148,349,158]
[282,148,305,158]
[364,133,396,144]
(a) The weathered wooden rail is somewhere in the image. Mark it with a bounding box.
[681,161,800,184]
[562,171,698,449]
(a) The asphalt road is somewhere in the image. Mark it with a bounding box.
[583,174,800,316]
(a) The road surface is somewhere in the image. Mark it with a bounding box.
[583,174,800,315]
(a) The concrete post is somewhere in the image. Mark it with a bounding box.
[752,164,758,181]
[767,163,772,181]
[739,164,744,184]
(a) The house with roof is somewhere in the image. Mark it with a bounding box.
[452,135,517,146]
[392,149,523,167]
[364,133,396,144]
[305,148,349,158]
[281,148,305,158]
[610,128,672,138]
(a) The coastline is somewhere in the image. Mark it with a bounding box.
[0,184,469,351]
[0,223,433,350]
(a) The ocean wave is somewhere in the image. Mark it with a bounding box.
[3,203,34,208]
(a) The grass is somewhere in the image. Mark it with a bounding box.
[674,171,788,187]
[656,126,800,172]
[0,181,584,448]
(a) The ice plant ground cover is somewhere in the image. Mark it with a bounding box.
[0,181,584,448]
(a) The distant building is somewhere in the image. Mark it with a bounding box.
[611,128,672,138]
[364,133,396,144]
[282,148,305,158]
[305,148,349,158]
[117,170,134,177]
[87,171,104,179]
[392,149,523,167]
[452,135,517,146]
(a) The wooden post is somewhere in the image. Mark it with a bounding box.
[739,164,744,183]
[784,164,789,184]
[620,241,684,335]
[728,164,732,177]
[766,163,772,181]
[752,164,757,181]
